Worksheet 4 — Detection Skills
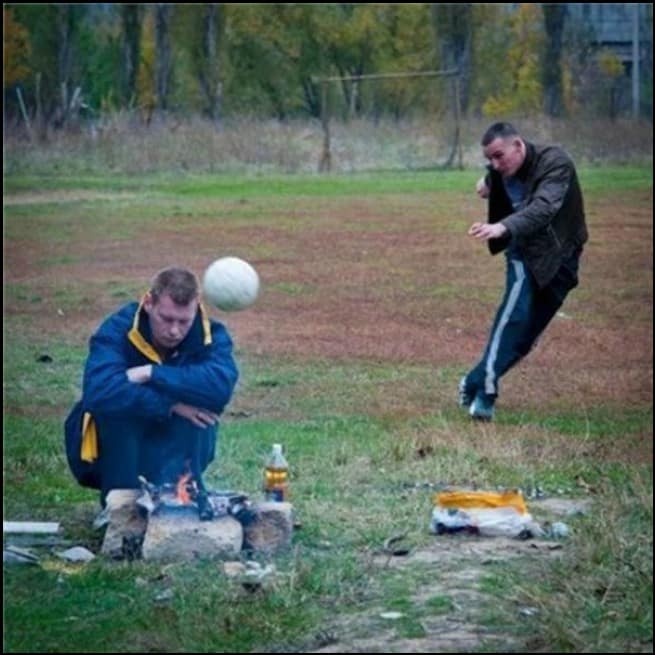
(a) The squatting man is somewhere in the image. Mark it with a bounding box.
[65,267,239,507]
[460,122,588,421]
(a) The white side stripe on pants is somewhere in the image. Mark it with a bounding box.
[484,259,526,395]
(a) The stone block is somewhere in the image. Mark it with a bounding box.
[100,489,147,560]
[242,501,293,554]
[142,506,243,561]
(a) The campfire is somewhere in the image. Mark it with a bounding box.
[137,472,251,523]
[101,467,292,561]
[102,471,293,561]
[176,471,193,505]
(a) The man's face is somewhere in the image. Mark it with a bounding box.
[483,136,525,178]
[144,292,197,352]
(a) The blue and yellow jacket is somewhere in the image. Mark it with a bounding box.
[64,298,239,488]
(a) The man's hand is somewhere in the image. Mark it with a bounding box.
[475,176,490,199]
[171,402,219,428]
[468,221,508,241]
[126,364,153,384]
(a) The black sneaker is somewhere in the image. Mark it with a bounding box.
[469,394,495,421]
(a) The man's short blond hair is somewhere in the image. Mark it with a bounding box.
[150,267,199,305]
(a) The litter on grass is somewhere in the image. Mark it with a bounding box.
[430,490,543,538]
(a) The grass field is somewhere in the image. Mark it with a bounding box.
[3,166,653,653]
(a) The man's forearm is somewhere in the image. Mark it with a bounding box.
[149,359,238,413]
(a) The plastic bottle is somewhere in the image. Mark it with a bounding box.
[263,444,289,502]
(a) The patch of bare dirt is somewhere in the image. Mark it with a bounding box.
[5,192,652,416]
[307,499,585,654]
[3,190,138,205]
[306,540,562,653]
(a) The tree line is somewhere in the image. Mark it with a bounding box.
[4,3,652,134]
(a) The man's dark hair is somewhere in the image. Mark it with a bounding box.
[481,122,521,147]
[150,267,199,305]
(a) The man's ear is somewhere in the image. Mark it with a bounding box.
[143,291,154,314]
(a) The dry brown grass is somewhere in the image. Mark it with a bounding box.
[4,115,652,176]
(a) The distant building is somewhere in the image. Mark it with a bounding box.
[566,3,652,75]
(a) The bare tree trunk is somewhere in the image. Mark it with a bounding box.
[56,6,73,90]
[430,4,472,115]
[442,76,463,170]
[55,5,75,128]
[542,4,567,117]
[121,4,143,108]
[349,81,359,120]
[155,4,173,112]
[337,70,351,120]
[35,72,47,141]
[301,78,321,118]
[15,86,33,142]
[631,3,640,119]
[319,81,331,172]
[198,3,224,123]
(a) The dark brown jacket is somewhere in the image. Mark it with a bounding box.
[486,141,588,288]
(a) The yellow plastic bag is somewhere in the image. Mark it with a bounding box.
[434,490,527,515]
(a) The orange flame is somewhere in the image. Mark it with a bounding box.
[176,472,193,504]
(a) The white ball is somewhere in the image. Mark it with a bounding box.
[202,257,260,311]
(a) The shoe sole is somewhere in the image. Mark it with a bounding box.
[470,413,493,422]
[469,402,494,421]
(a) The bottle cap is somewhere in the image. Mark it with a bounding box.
[272,443,282,454]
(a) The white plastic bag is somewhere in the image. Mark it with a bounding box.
[430,490,543,538]
[431,506,537,537]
